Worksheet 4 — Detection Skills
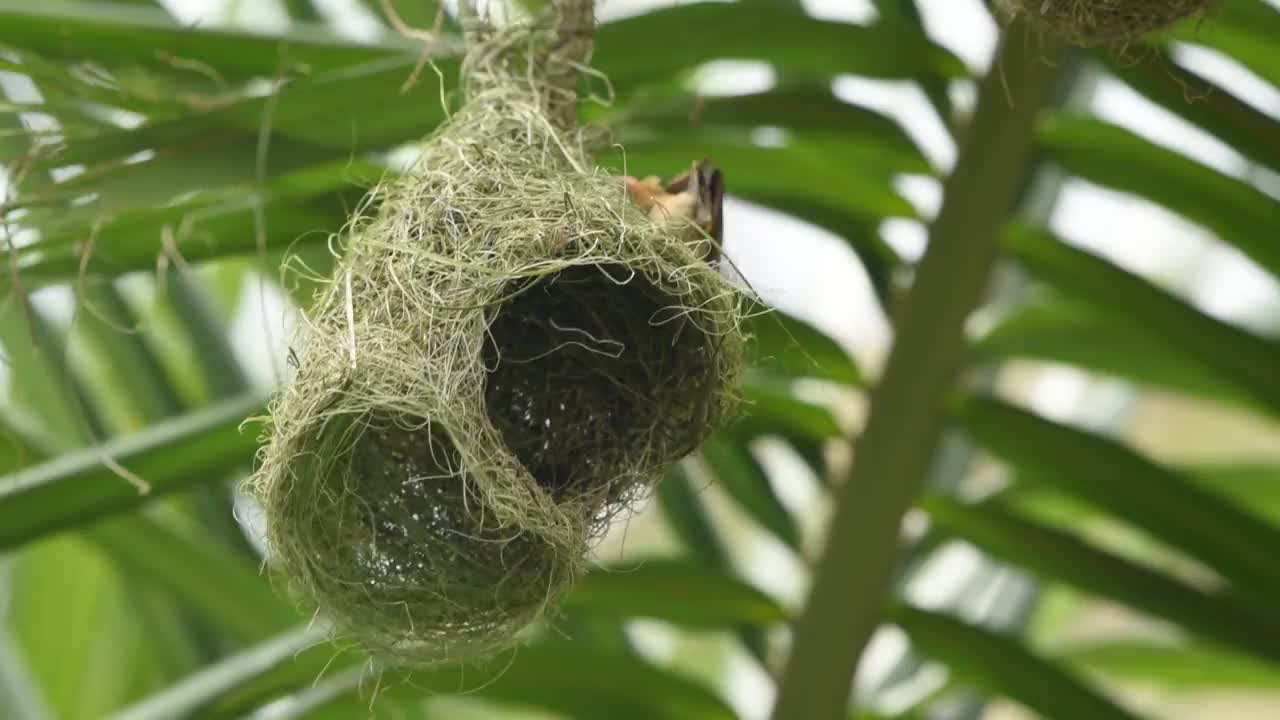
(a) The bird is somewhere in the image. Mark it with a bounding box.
[624,159,724,264]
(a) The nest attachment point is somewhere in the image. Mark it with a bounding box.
[997,0,1213,44]
[250,29,747,665]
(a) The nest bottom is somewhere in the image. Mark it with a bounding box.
[267,413,572,662]
[484,263,724,503]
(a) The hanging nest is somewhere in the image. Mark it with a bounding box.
[996,0,1213,44]
[249,9,747,666]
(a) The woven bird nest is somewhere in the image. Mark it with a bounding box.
[250,10,747,665]
[996,0,1213,44]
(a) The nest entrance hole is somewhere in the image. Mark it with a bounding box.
[483,263,717,500]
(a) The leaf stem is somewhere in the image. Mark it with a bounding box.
[546,0,593,130]
[769,22,1068,719]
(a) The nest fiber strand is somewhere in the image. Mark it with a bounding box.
[997,0,1212,44]
[251,17,746,665]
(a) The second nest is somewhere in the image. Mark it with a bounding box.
[997,0,1213,44]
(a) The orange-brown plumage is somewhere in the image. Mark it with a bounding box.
[625,159,724,263]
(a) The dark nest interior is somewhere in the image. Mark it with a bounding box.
[483,263,722,504]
